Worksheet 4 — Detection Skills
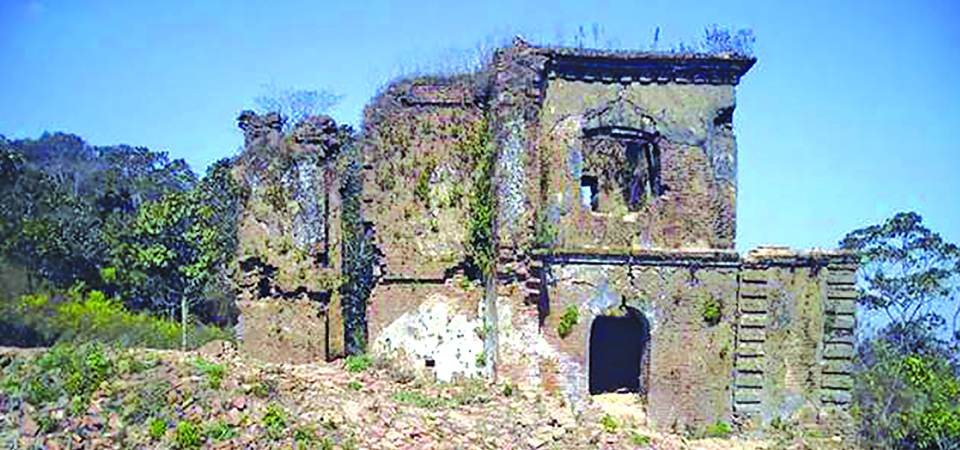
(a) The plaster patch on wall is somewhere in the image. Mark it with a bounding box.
[589,279,621,314]
[497,119,526,233]
[371,293,484,382]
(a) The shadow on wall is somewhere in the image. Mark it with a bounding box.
[589,306,650,395]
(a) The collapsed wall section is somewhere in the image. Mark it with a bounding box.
[232,111,345,363]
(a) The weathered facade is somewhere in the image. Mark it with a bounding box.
[234,38,857,437]
[233,111,345,364]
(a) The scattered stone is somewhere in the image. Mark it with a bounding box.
[526,436,547,448]
[22,414,37,437]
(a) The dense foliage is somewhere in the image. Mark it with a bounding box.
[841,212,960,449]
[0,132,243,347]
[462,117,496,281]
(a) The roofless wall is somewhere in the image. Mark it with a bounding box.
[353,39,853,438]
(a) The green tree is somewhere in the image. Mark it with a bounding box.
[841,212,960,343]
[841,212,960,449]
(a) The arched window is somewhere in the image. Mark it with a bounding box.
[581,125,662,212]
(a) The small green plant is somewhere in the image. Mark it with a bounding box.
[475,322,488,340]
[631,431,652,446]
[16,341,121,411]
[557,305,579,339]
[36,412,59,434]
[344,354,370,373]
[704,421,732,437]
[703,297,722,326]
[122,380,169,424]
[342,435,358,450]
[69,395,86,416]
[475,350,486,367]
[193,358,225,389]
[292,424,318,443]
[203,419,238,440]
[248,377,277,398]
[600,413,618,433]
[347,381,363,390]
[318,436,335,450]
[415,160,436,206]
[148,417,168,440]
[534,207,558,246]
[262,403,288,440]
[175,421,202,449]
[501,382,514,397]
[390,390,449,409]
[454,381,490,406]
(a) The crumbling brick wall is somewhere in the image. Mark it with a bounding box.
[232,111,345,363]
[538,248,855,436]
[732,248,856,437]
[537,75,742,250]
[361,74,487,280]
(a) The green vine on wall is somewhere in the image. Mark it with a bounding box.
[415,159,436,207]
[462,117,496,280]
[340,148,377,356]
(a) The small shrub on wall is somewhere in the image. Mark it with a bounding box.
[558,305,579,339]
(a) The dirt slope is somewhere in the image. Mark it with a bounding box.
[0,343,855,450]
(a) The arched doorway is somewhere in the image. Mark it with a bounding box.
[589,307,650,394]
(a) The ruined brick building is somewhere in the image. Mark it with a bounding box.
[232,38,857,436]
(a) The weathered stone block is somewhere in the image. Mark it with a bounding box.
[739,283,771,296]
[735,373,763,388]
[827,270,856,285]
[737,342,765,357]
[733,402,762,413]
[739,313,767,328]
[741,269,775,282]
[828,314,855,330]
[733,389,762,404]
[738,327,766,342]
[822,360,855,374]
[736,356,765,372]
[738,297,768,313]
[824,343,854,359]
[822,374,853,390]
[825,298,856,314]
[826,288,858,299]
[821,390,853,404]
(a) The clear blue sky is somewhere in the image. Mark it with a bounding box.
[1,0,958,254]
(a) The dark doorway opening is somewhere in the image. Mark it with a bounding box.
[589,308,650,394]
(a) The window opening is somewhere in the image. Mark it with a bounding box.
[580,175,599,211]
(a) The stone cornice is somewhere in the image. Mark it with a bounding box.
[537,47,755,86]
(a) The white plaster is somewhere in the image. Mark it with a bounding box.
[371,294,484,382]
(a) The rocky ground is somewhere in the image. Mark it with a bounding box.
[0,342,856,450]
